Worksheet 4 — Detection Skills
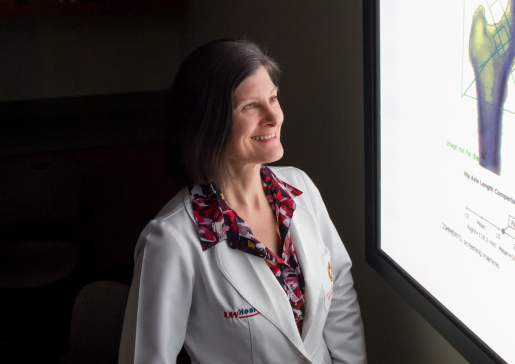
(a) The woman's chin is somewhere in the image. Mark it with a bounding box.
[263,149,284,164]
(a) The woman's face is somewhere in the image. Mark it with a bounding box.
[227,66,284,171]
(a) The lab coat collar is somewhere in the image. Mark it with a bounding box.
[183,189,325,361]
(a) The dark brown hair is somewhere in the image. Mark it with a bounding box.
[166,39,280,186]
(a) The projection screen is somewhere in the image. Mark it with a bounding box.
[364,1,515,363]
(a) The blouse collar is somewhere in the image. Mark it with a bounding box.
[189,165,302,251]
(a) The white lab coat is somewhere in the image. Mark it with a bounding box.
[119,166,366,364]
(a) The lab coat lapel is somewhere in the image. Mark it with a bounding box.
[215,198,328,358]
[214,242,309,359]
[183,189,309,359]
[290,204,326,357]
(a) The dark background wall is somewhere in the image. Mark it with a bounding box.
[1,0,469,363]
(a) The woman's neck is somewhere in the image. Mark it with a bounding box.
[219,163,268,211]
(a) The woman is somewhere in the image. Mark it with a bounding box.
[119,39,367,364]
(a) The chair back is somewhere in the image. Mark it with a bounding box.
[63,281,130,364]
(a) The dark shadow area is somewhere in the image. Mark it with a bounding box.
[0,90,189,363]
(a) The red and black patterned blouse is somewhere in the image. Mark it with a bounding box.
[189,165,307,334]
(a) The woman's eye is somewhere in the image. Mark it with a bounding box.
[243,103,255,111]
[270,96,278,102]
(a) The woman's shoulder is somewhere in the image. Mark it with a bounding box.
[269,165,305,183]
[134,186,201,260]
[141,185,196,242]
[152,185,191,223]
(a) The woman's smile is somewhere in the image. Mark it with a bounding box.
[251,132,276,141]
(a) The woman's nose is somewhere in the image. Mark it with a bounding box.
[262,104,282,124]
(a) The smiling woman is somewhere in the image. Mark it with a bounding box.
[165,39,282,188]
[119,39,367,364]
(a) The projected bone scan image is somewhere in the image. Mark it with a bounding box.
[467,0,515,175]
[380,0,515,362]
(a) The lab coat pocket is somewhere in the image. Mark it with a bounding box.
[320,251,333,310]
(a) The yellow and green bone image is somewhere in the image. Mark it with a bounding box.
[469,0,515,175]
